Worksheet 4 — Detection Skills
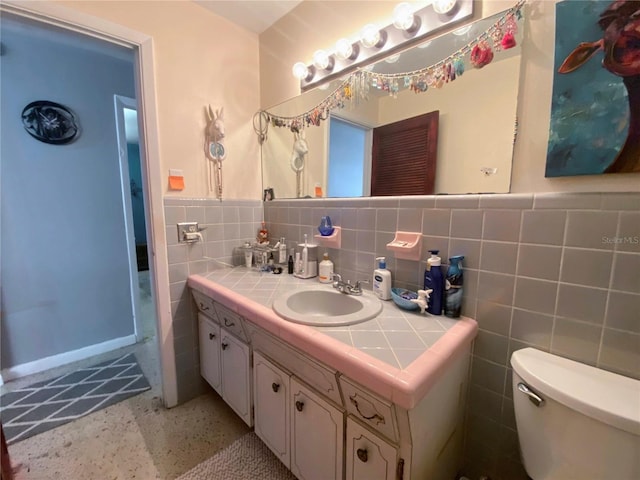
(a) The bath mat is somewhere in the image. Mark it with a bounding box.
[176,432,297,480]
[0,353,150,445]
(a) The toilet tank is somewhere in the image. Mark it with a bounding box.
[511,348,640,480]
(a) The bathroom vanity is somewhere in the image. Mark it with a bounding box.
[188,268,477,480]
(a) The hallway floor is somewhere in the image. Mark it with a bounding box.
[2,272,250,479]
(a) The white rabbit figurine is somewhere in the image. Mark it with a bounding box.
[410,289,433,314]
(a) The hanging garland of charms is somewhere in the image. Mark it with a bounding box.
[259,0,524,132]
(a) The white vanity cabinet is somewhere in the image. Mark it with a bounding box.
[198,314,221,394]
[191,280,473,480]
[253,351,290,466]
[346,417,398,480]
[290,377,344,480]
[195,294,253,427]
[219,329,252,426]
[253,351,344,480]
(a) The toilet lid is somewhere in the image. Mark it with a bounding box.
[511,348,640,436]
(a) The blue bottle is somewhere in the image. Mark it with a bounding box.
[445,255,464,318]
[423,250,444,315]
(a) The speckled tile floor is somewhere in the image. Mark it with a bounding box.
[2,272,250,480]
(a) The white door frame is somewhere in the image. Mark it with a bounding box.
[0,0,177,407]
[114,94,143,342]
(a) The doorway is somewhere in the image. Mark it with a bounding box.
[327,116,372,197]
[114,95,155,343]
[0,10,163,398]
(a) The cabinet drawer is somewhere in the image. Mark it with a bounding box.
[214,302,249,342]
[191,289,217,319]
[252,328,342,405]
[340,376,398,443]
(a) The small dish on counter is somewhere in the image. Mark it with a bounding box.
[391,287,419,311]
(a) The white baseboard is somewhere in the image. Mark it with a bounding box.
[1,334,137,383]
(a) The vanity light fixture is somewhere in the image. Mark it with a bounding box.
[392,2,421,34]
[452,25,472,36]
[335,38,359,61]
[433,0,458,15]
[360,24,386,49]
[312,49,334,71]
[294,0,473,91]
[385,53,401,64]
[292,62,314,81]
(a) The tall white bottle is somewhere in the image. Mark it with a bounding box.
[373,257,392,300]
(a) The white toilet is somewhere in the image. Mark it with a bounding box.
[511,347,640,480]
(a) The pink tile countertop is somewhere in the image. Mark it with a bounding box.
[188,268,477,410]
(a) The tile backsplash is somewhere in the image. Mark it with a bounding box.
[166,192,639,480]
[263,192,639,480]
[163,198,263,402]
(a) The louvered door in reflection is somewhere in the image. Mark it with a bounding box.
[371,110,439,196]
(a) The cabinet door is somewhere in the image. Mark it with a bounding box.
[345,417,398,480]
[198,313,221,394]
[220,329,253,427]
[253,352,290,467]
[290,377,343,480]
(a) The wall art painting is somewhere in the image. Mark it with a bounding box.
[546,0,640,177]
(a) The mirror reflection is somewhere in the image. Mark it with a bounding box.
[261,8,524,199]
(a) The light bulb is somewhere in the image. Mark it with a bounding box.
[292,62,310,80]
[360,24,384,49]
[452,25,472,36]
[335,38,358,61]
[392,2,418,32]
[312,49,334,71]
[385,53,401,64]
[433,0,457,15]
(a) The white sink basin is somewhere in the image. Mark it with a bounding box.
[272,287,382,326]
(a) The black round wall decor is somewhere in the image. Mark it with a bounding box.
[21,100,80,145]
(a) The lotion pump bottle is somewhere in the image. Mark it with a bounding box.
[373,257,392,300]
[318,252,334,284]
[424,250,444,315]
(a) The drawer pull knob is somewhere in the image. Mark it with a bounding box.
[221,342,229,350]
[208,333,216,340]
[199,302,209,311]
[272,383,280,393]
[295,400,304,412]
[349,395,385,425]
[224,318,235,327]
[357,448,368,463]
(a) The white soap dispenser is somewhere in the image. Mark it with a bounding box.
[373,257,392,300]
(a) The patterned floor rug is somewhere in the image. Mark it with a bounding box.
[0,353,150,444]
[177,432,297,480]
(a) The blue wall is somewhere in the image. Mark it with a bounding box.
[1,18,137,368]
[328,117,367,197]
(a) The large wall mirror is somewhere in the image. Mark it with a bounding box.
[261,7,524,199]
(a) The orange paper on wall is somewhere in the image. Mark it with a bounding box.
[169,175,184,190]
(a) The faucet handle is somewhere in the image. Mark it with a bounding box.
[354,279,370,289]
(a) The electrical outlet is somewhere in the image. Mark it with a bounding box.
[177,222,199,243]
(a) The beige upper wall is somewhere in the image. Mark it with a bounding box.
[260,0,640,193]
[58,0,262,200]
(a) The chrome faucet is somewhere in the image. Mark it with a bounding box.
[332,273,368,296]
